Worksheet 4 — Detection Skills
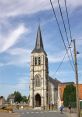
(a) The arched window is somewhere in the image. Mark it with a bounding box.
[35,75,41,87]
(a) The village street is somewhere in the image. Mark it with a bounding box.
[0,109,78,117]
[14,109,76,117]
[14,110,67,117]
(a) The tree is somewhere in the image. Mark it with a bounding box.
[22,96,28,103]
[14,91,22,103]
[63,84,76,107]
[7,91,29,103]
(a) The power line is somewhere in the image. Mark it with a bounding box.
[64,0,72,41]
[57,0,74,68]
[55,40,73,75]
[55,51,66,73]
[50,0,74,71]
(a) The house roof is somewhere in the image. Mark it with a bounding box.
[49,76,61,89]
[32,25,47,55]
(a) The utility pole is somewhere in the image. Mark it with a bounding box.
[73,39,80,117]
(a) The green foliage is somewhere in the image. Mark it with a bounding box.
[14,91,22,103]
[63,84,76,107]
[22,96,28,103]
[80,101,82,109]
[7,91,28,103]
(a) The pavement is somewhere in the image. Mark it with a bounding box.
[0,109,77,117]
[14,109,68,117]
[65,112,77,117]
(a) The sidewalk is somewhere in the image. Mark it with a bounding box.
[65,112,77,117]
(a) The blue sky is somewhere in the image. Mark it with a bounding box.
[0,0,82,99]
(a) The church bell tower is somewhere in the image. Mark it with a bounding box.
[29,26,49,108]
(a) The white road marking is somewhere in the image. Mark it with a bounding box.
[36,112,39,113]
[27,112,29,114]
[40,112,43,113]
[22,113,24,114]
[21,110,57,115]
[31,112,34,113]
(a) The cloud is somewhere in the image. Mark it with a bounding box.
[0,49,68,67]
[7,48,31,56]
[0,45,81,67]
[0,48,31,67]
[0,0,51,18]
[0,24,28,53]
[6,48,31,66]
[0,0,82,19]
[0,47,78,67]
[0,63,4,67]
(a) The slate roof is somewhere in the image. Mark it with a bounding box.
[32,25,47,55]
[49,76,61,89]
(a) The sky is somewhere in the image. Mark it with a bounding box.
[0,0,82,99]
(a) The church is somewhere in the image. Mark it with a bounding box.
[29,25,61,109]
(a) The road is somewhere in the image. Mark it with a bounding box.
[0,112,19,117]
[14,109,68,117]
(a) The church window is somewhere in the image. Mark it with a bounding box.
[35,57,37,65]
[32,57,34,65]
[38,57,41,65]
[35,57,41,65]
[35,75,41,87]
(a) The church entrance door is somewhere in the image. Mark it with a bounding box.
[35,94,41,107]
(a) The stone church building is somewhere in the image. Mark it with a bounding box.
[29,26,60,109]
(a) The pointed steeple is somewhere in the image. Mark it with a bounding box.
[35,25,44,50]
[32,25,46,55]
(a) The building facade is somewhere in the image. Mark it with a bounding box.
[29,26,60,109]
[7,94,15,104]
[0,96,5,106]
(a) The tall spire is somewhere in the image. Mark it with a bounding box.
[35,25,44,50]
[32,25,46,55]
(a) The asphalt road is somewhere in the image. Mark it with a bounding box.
[14,109,68,117]
[0,112,20,117]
